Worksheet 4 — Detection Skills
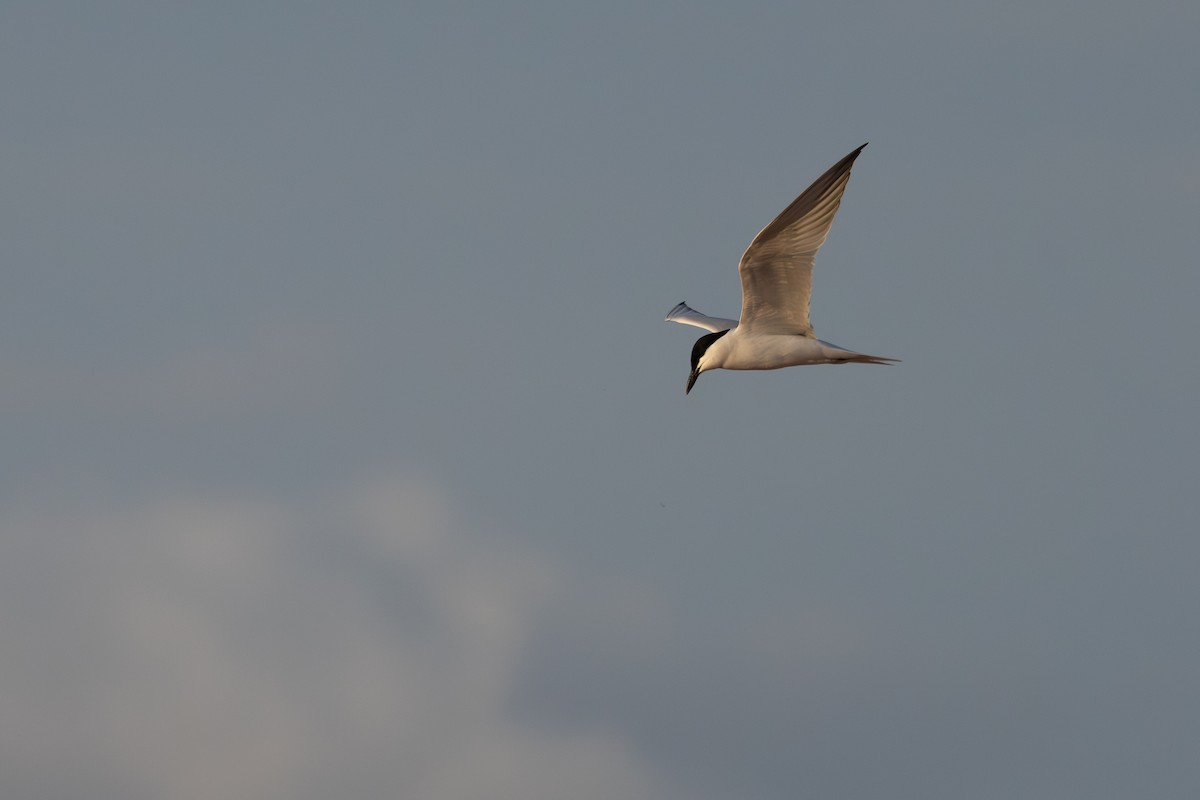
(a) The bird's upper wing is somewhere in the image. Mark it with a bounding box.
[664,301,738,332]
[736,144,866,335]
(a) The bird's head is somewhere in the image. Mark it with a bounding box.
[686,329,729,394]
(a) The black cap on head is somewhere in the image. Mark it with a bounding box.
[686,329,729,394]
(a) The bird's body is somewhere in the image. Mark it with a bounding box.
[697,328,893,371]
[666,143,898,393]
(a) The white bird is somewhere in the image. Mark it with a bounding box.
[667,143,898,394]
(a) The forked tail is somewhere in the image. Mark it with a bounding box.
[841,353,900,365]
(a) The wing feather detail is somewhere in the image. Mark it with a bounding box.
[664,301,739,332]
[736,144,867,335]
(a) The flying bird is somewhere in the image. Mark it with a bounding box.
[667,143,897,394]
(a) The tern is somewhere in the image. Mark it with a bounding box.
[667,143,897,394]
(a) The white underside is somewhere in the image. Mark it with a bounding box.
[708,328,862,371]
[667,302,896,375]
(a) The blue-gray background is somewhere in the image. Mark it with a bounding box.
[3,2,1198,798]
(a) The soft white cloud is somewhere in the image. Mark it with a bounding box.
[0,475,672,800]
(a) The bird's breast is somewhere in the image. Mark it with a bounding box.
[718,331,831,370]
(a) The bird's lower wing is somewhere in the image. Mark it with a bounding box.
[665,302,738,332]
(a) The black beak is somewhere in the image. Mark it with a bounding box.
[686,368,699,394]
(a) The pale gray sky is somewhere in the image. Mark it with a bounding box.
[2,2,1199,798]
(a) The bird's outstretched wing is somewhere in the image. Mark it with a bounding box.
[737,144,866,335]
[665,301,738,332]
